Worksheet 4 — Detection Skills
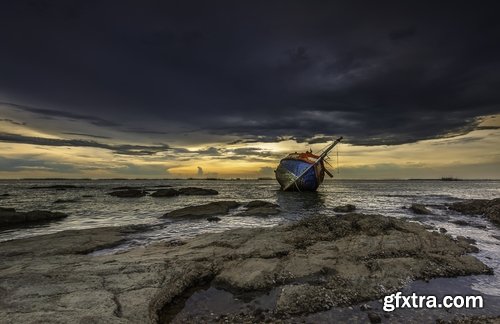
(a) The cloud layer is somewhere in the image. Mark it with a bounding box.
[0,1,498,145]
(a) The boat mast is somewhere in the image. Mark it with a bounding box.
[283,136,343,191]
[316,136,343,160]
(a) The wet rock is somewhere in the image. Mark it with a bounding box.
[238,207,281,216]
[333,204,356,213]
[410,203,431,215]
[28,185,82,189]
[0,213,492,323]
[456,236,476,245]
[207,216,221,222]
[178,187,219,195]
[53,198,79,204]
[111,186,142,190]
[82,195,94,198]
[151,188,180,197]
[360,304,372,311]
[237,201,280,216]
[368,312,382,323]
[439,227,447,233]
[448,198,500,226]
[162,201,240,218]
[0,207,68,227]
[451,220,470,226]
[439,315,500,323]
[493,235,500,241]
[0,193,10,197]
[275,284,334,314]
[108,189,146,198]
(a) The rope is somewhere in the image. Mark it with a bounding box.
[337,145,340,174]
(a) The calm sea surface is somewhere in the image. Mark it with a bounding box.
[1,179,500,310]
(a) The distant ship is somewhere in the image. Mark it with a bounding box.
[275,137,342,191]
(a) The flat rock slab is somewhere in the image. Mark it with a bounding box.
[163,201,240,218]
[150,188,180,197]
[0,213,492,323]
[178,187,219,195]
[333,204,356,213]
[410,203,431,215]
[0,207,68,227]
[108,189,147,198]
[448,198,500,226]
[163,200,281,219]
[28,185,83,190]
[237,200,281,216]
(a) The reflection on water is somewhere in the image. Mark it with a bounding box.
[276,190,327,219]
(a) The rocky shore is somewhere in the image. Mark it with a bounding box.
[448,198,500,226]
[0,207,68,227]
[0,211,492,323]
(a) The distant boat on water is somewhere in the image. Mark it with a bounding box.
[275,136,343,191]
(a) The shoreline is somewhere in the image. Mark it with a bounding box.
[1,205,498,323]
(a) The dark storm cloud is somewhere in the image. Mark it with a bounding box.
[0,156,78,173]
[0,133,172,156]
[62,132,112,139]
[0,118,26,126]
[0,1,499,145]
[2,102,120,127]
[389,27,417,42]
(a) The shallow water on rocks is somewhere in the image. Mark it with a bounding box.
[1,179,500,321]
[167,277,500,323]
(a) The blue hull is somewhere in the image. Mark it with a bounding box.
[275,159,323,191]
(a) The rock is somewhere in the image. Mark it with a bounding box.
[368,312,382,323]
[439,315,500,324]
[207,216,221,222]
[0,213,492,323]
[493,235,500,241]
[410,203,431,215]
[245,200,278,208]
[150,188,180,197]
[333,204,356,213]
[439,227,447,233]
[108,189,146,198]
[0,208,68,227]
[452,220,470,226]
[360,304,372,311]
[238,206,281,216]
[111,186,142,190]
[178,187,219,195]
[456,236,476,245]
[53,198,79,204]
[28,185,82,189]
[163,201,240,218]
[82,195,94,198]
[237,201,280,217]
[448,198,500,226]
[0,193,10,197]
[275,284,333,314]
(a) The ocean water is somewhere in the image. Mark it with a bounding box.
[1,179,500,316]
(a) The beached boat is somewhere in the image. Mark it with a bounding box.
[275,136,343,191]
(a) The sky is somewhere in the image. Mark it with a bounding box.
[0,1,499,179]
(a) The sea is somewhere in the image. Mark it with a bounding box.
[1,179,499,322]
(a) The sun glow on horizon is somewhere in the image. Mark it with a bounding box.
[0,111,499,179]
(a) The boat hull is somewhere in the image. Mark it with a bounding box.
[275,158,325,191]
